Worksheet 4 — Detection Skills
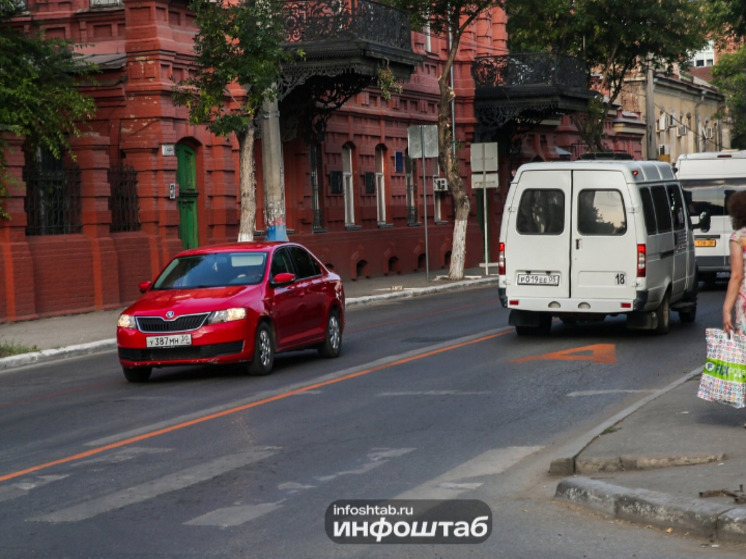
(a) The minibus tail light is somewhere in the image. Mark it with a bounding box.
[498,242,506,275]
[637,244,647,278]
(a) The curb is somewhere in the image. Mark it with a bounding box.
[0,276,498,371]
[555,476,746,542]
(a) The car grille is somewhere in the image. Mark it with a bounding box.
[136,313,210,333]
[118,341,244,362]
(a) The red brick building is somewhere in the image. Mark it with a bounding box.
[0,0,642,322]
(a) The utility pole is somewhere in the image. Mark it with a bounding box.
[646,56,657,160]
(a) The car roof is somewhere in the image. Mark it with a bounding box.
[175,241,292,257]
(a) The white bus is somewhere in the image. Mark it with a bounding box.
[675,151,746,284]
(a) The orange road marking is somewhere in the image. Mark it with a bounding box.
[0,330,511,484]
[509,343,617,364]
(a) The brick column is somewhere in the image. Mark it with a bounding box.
[0,134,37,321]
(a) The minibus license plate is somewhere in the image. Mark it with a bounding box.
[518,274,560,286]
[695,239,716,248]
[146,334,192,348]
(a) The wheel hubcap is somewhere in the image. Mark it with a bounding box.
[329,316,340,350]
[258,330,271,366]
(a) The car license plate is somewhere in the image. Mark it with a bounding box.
[146,334,192,348]
[695,238,716,248]
[517,273,560,286]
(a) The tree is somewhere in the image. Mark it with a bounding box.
[173,0,294,242]
[0,0,96,219]
[387,0,503,280]
[506,0,709,151]
[711,48,746,148]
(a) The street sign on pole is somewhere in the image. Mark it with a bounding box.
[407,125,439,281]
[470,142,499,276]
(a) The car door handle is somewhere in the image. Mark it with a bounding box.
[576,239,581,249]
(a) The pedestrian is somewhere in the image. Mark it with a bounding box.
[723,190,746,336]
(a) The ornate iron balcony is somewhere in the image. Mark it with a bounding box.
[282,0,411,51]
[472,53,588,91]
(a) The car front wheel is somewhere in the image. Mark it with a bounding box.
[318,309,342,358]
[122,366,152,383]
[248,322,275,376]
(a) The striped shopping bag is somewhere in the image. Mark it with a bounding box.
[698,328,746,409]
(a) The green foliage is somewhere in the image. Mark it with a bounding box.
[711,47,746,148]
[172,0,294,137]
[0,0,96,219]
[705,0,746,47]
[506,0,710,150]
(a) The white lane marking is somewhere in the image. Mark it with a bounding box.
[73,446,172,467]
[31,448,278,523]
[567,389,655,397]
[0,475,68,503]
[185,501,284,528]
[316,448,415,482]
[395,446,543,500]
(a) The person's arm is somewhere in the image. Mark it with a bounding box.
[723,237,745,334]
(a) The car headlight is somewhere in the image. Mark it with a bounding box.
[207,308,247,324]
[117,314,137,329]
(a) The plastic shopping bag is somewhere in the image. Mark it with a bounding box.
[697,328,746,409]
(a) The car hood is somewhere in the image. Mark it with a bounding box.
[124,286,261,317]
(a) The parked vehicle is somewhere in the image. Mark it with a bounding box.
[498,160,699,335]
[675,150,746,284]
[116,242,345,382]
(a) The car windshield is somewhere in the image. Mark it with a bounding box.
[152,252,268,289]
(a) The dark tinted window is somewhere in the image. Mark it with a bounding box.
[679,178,746,217]
[667,184,687,231]
[271,249,293,276]
[516,189,565,234]
[577,190,627,235]
[639,187,658,234]
[651,185,673,233]
[290,246,321,279]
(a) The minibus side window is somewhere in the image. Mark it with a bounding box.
[516,189,565,234]
[667,184,686,231]
[577,189,627,236]
[639,187,658,234]
[651,186,673,233]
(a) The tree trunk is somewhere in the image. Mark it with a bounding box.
[237,126,257,242]
[437,41,469,281]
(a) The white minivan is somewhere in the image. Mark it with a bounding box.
[497,160,699,335]
[675,151,746,284]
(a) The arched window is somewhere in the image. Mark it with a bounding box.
[375,144,387,224]
[342,143,355,226]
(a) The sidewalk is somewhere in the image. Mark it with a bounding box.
[2,267,746,543]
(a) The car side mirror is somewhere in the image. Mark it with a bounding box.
[694,211,711,232]
[271,272,296,286]
[138,281,152,293]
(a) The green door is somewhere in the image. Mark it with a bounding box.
[176,144,198,249]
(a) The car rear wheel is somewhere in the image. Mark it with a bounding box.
[248,322,274,376]
[318,309,342,358]
[122,366,152,383]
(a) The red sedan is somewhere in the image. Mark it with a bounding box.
[116,242,345,382]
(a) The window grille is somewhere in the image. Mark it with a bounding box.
[24,150,82,236]
[109,163,140,232]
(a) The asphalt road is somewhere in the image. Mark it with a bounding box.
[0,285,743,558]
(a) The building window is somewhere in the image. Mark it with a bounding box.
[342,144,355,226]
[109,162,140,232]
[24,147,82,236]
[405,154,417,224]
[310,145,325,232]
[375,145,387,224]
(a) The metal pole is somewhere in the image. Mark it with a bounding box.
[421,126,429,282]
[482,145,489,275]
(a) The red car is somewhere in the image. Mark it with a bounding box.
[116,242,345,382]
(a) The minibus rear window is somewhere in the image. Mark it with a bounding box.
[577,189,627,236]
[516,189,565,235]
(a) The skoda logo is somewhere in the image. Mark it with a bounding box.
[166,311,175,319]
